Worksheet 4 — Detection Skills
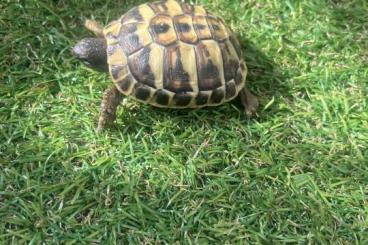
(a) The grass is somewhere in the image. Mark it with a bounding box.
[1,0,367,243]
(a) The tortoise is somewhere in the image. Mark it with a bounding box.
[72,0,259,131]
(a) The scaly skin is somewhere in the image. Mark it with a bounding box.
[97,86,124,132]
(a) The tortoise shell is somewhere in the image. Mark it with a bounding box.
[103,0,246,108]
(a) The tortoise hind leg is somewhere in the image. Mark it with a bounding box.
[239,87,259,118]
[84,19,104,38]
[97,86,124,132]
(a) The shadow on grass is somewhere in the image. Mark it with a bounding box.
[232,38,289,116]
[242,38,288,97]
[328,1,367,32]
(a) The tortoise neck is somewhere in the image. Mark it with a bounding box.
[87,38,108,72]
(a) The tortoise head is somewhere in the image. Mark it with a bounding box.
[72,38,108,72]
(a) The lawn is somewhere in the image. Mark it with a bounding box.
[1,0,367,243]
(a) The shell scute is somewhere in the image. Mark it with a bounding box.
[133,84,153,102]
[116,22,152,55]
[149,15,177,46]
[121,4,156,24]
[116,73,135,94]
[225,80,237,99]
[154,89,171,106]
[195,92,210,106]
[128,45,156,88]
[163,43,198,93]
[193,16,212,40]
[207,16,228,41]
[195,40,225,91]
[174,15,198,44]
[210,87,225,104]
[173,92,192,107]
[219,40,240,82]
[121,7,143,24]
[107,44,127,66]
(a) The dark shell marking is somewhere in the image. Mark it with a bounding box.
[207,16,228,41]
[155,89,170,105]
[176,22,191,32]
[220,41,239,81]
[111,65,123,80]
[148,2,168,14]
[121,7,143,24]
[194,24,206,31]
[193,16,212,40]
[174,15,198,44]
[195,92,209,105]
[229,34,242,59]
[128,46,156,88]
[116,74,134,93]
[118,23,149,55]
[164,44,193,93]
[210,88,224,104]
[195,41,223,91]
[180,2,207,16]
[151,23,170,34]
[181,2,195,15]
[174,92,192,107]
[134,84,152,101]
[150,15,177,46]
[225,81,237,99]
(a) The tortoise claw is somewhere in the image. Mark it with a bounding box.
[240,87,259,118]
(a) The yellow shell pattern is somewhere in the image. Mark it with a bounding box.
[103,0,246,108]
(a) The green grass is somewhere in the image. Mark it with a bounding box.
[1,0,367,243]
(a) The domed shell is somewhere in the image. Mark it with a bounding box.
[103,0,246,108]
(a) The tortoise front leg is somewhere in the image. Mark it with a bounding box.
[239,87,259,118]
[97,86,124,132]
